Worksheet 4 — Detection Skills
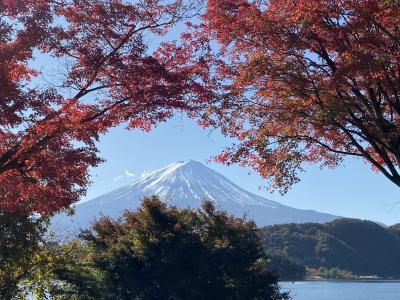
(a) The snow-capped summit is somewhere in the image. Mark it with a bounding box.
[52,160,337,237]
[125,160,277,207]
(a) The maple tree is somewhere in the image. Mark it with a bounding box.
[0,0,206,214]
[181,0,400,192]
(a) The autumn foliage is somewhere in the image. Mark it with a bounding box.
[0,0,206,214]
[3,0,400,213]
[182,0,400,192]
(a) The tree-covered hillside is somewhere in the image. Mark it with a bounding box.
[259,219,400,278]
[388,224,400,240]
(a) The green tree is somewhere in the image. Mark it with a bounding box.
[53,197,288,300]
[0,212,51,299]
[267,254,306,281]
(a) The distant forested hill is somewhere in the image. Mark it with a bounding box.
[388,223,400,239]
[259,219,400,278]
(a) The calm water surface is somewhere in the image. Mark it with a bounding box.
[281,280,400,300]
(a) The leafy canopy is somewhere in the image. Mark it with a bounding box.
[52,197,288,300]
[177,0,400,192]
[0,0,206,214]
[0,211,51,299]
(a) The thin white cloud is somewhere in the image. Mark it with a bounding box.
[113,175,124,182]
[113,169,135,182]
[125,169,135,177]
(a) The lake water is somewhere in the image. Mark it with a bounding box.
[280,280,400,300]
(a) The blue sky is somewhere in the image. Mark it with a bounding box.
[84,114,400,226]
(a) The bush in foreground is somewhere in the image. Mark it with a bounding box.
[53,197,288,300]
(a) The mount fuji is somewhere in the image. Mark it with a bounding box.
[52,160,338,237]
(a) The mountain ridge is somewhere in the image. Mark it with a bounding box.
[259,218,400,278]
[52,160,338,237]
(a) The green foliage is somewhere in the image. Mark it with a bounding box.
[259,218,400,278]
[316,267,354,279]
[0,211,49,299]
[267,254,305,280]
[52,197,288,300]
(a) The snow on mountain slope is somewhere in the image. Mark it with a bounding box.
[52,160,338,237]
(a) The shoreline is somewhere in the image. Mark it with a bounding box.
[281,279,400,283]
